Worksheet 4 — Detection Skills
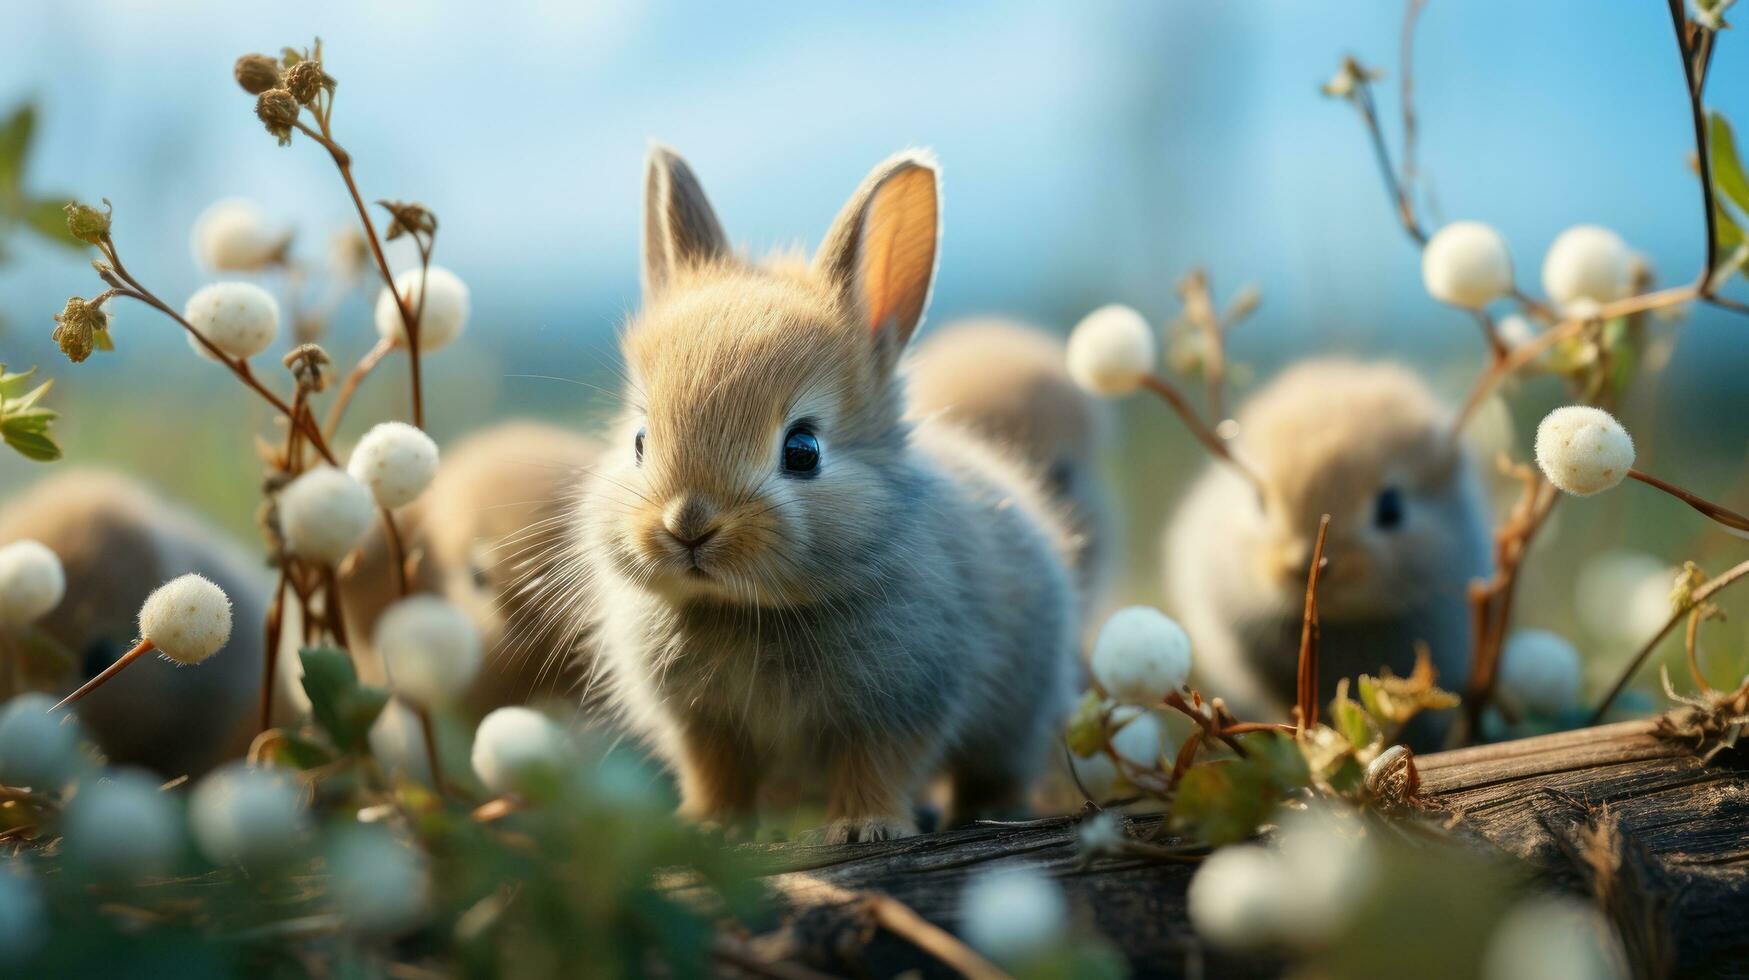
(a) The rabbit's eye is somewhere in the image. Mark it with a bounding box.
[782,425,820,476]
[1374,486,1405,530]
[634,427,646,465]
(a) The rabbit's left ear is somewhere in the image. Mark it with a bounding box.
[815,150,940,366]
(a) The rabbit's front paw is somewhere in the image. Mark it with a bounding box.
[823,814,918,844]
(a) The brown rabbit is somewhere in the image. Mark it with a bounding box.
[337,422,600,714]
[0,471,267,776]
[1164,360,1491,738]
[576,147,1079,842]
[907,317,1116,614]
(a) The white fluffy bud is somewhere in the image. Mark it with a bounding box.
[190,198,282,272]
[1090,606,1192,705]
[957,865,1068,963]
[0,866,45,963]
[348,422,439,509]
[0,693,85,790]
[1422,221,1513,308]
[1535,406,1634,496]
[278,466,375,564]
[0,540,65,628]
[369,698,434,785]
[138,573,232,665]
[326,827,431,934]
[188,763,309,865]
[375,596,482,706]
[1109,710,1171,769]
[62,769,182,877]
[1272,806,1378,944]
[1542,225,1633,310]
[1483,896,1628,980]
[374,266,470,352]
[183,282,279,360]
[472,707,572,798]
[1067,304,1156,396]
[1575,552,1676,645]
[1187,844,1293,949]
[1496,629,1582,717]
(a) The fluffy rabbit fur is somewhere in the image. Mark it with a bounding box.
[0,471,267,776]
[576,147,1078,841]
[1165,360,1491,741]
[906,318,1116,616]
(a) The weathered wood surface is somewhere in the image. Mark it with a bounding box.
[743,720,1749,978]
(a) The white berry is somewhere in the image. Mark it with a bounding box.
[1422,221,1513,309]
[278,466,376,564]
[1535,406,1634,496]
[326,826,431,934]
[0,866,45,963]
[0,540,65,628]
[1108,710,1171,769]
[1091,606,1192,705]
[375,596,482,706]
[1542,225,1633,311]
[348,422,439,509]
[472,707,572,798]
[62,769,182,877]
[1483,895,1627,980]
[138,573,232,665]
[369,698,435,785]
[183,282,279,360]
[0,693,85,790]
[957,865,1068,963]
[1187,844,1292,949]
[1496,629,1583,717]
[188,763,309,865]
[1067,304,1156,396]
[190,198,282,272]
[375,266,470,352]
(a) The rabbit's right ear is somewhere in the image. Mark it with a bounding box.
[642,144,729,300]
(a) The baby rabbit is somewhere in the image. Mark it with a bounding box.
[1165,360,1491,734]
[907,318,1116,614]
[339,421,601,713]
[0,471,267,776]
[577,147,1079,842]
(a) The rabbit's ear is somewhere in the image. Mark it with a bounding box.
[642,144,729,300]
[815,150,940,364]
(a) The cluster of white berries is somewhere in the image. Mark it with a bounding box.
[375,266,471,352]
[956,864,1069,964]
[0,540,65,629]
[1067,304,1156,396]
[1534,405,1635,496]
[1420,220,1635,315]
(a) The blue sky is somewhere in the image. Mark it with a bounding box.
[1,1,1745,434]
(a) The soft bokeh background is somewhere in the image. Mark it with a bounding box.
[3,0,1747,693]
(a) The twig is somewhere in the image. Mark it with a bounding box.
[1591,557,1749,723]
[1684,607,1710,693]
[416,705,447,798]
[1296,515,1332,732]
[1667,0,1722,295]
[323,336,396,439]
[1140,374,1265,495]
[261,567,288,733]
[710,935,840,980]
[1628,469,1749,534]
[50,639,154,711]
[379,508,411,597]
[1462,470,1559,740]
[862,893,1012,980]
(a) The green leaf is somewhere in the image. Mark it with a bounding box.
[2,409,56,434]
[1717,203,1746,253]
[23,197,84,249]
[2,424,60,462]
[1330,680,1381,753]
[0,103,34,193]
[1711,112,1749,216]
[6,377,52,414]
[299,647,389,751]
[270,731,340,770]
[1169,732,1310,845]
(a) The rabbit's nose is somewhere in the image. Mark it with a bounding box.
[663,496,720,550]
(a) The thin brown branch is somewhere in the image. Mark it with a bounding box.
[1667,0,1720,295]
[323,336,396,439]
[1591,557,1749,723]
[1140,374,1265,495]
[416,705,448,798]
[261,567,288,734]
[1684,608,1711,693]
[380,507,411,597]
[862,893,1012,980]
[51,639,154,711]
[1296,515,1332,732]
[1628,469,1749,534]
[1354,81,1427,246]
[1398,0,1428,205]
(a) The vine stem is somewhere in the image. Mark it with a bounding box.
[1140,374,1265,496]
[1590,556,1749,723]
[1295,515,1332,733]
[324,336,396,439]
[51,639,154,711]
[1628,468,1749,534]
